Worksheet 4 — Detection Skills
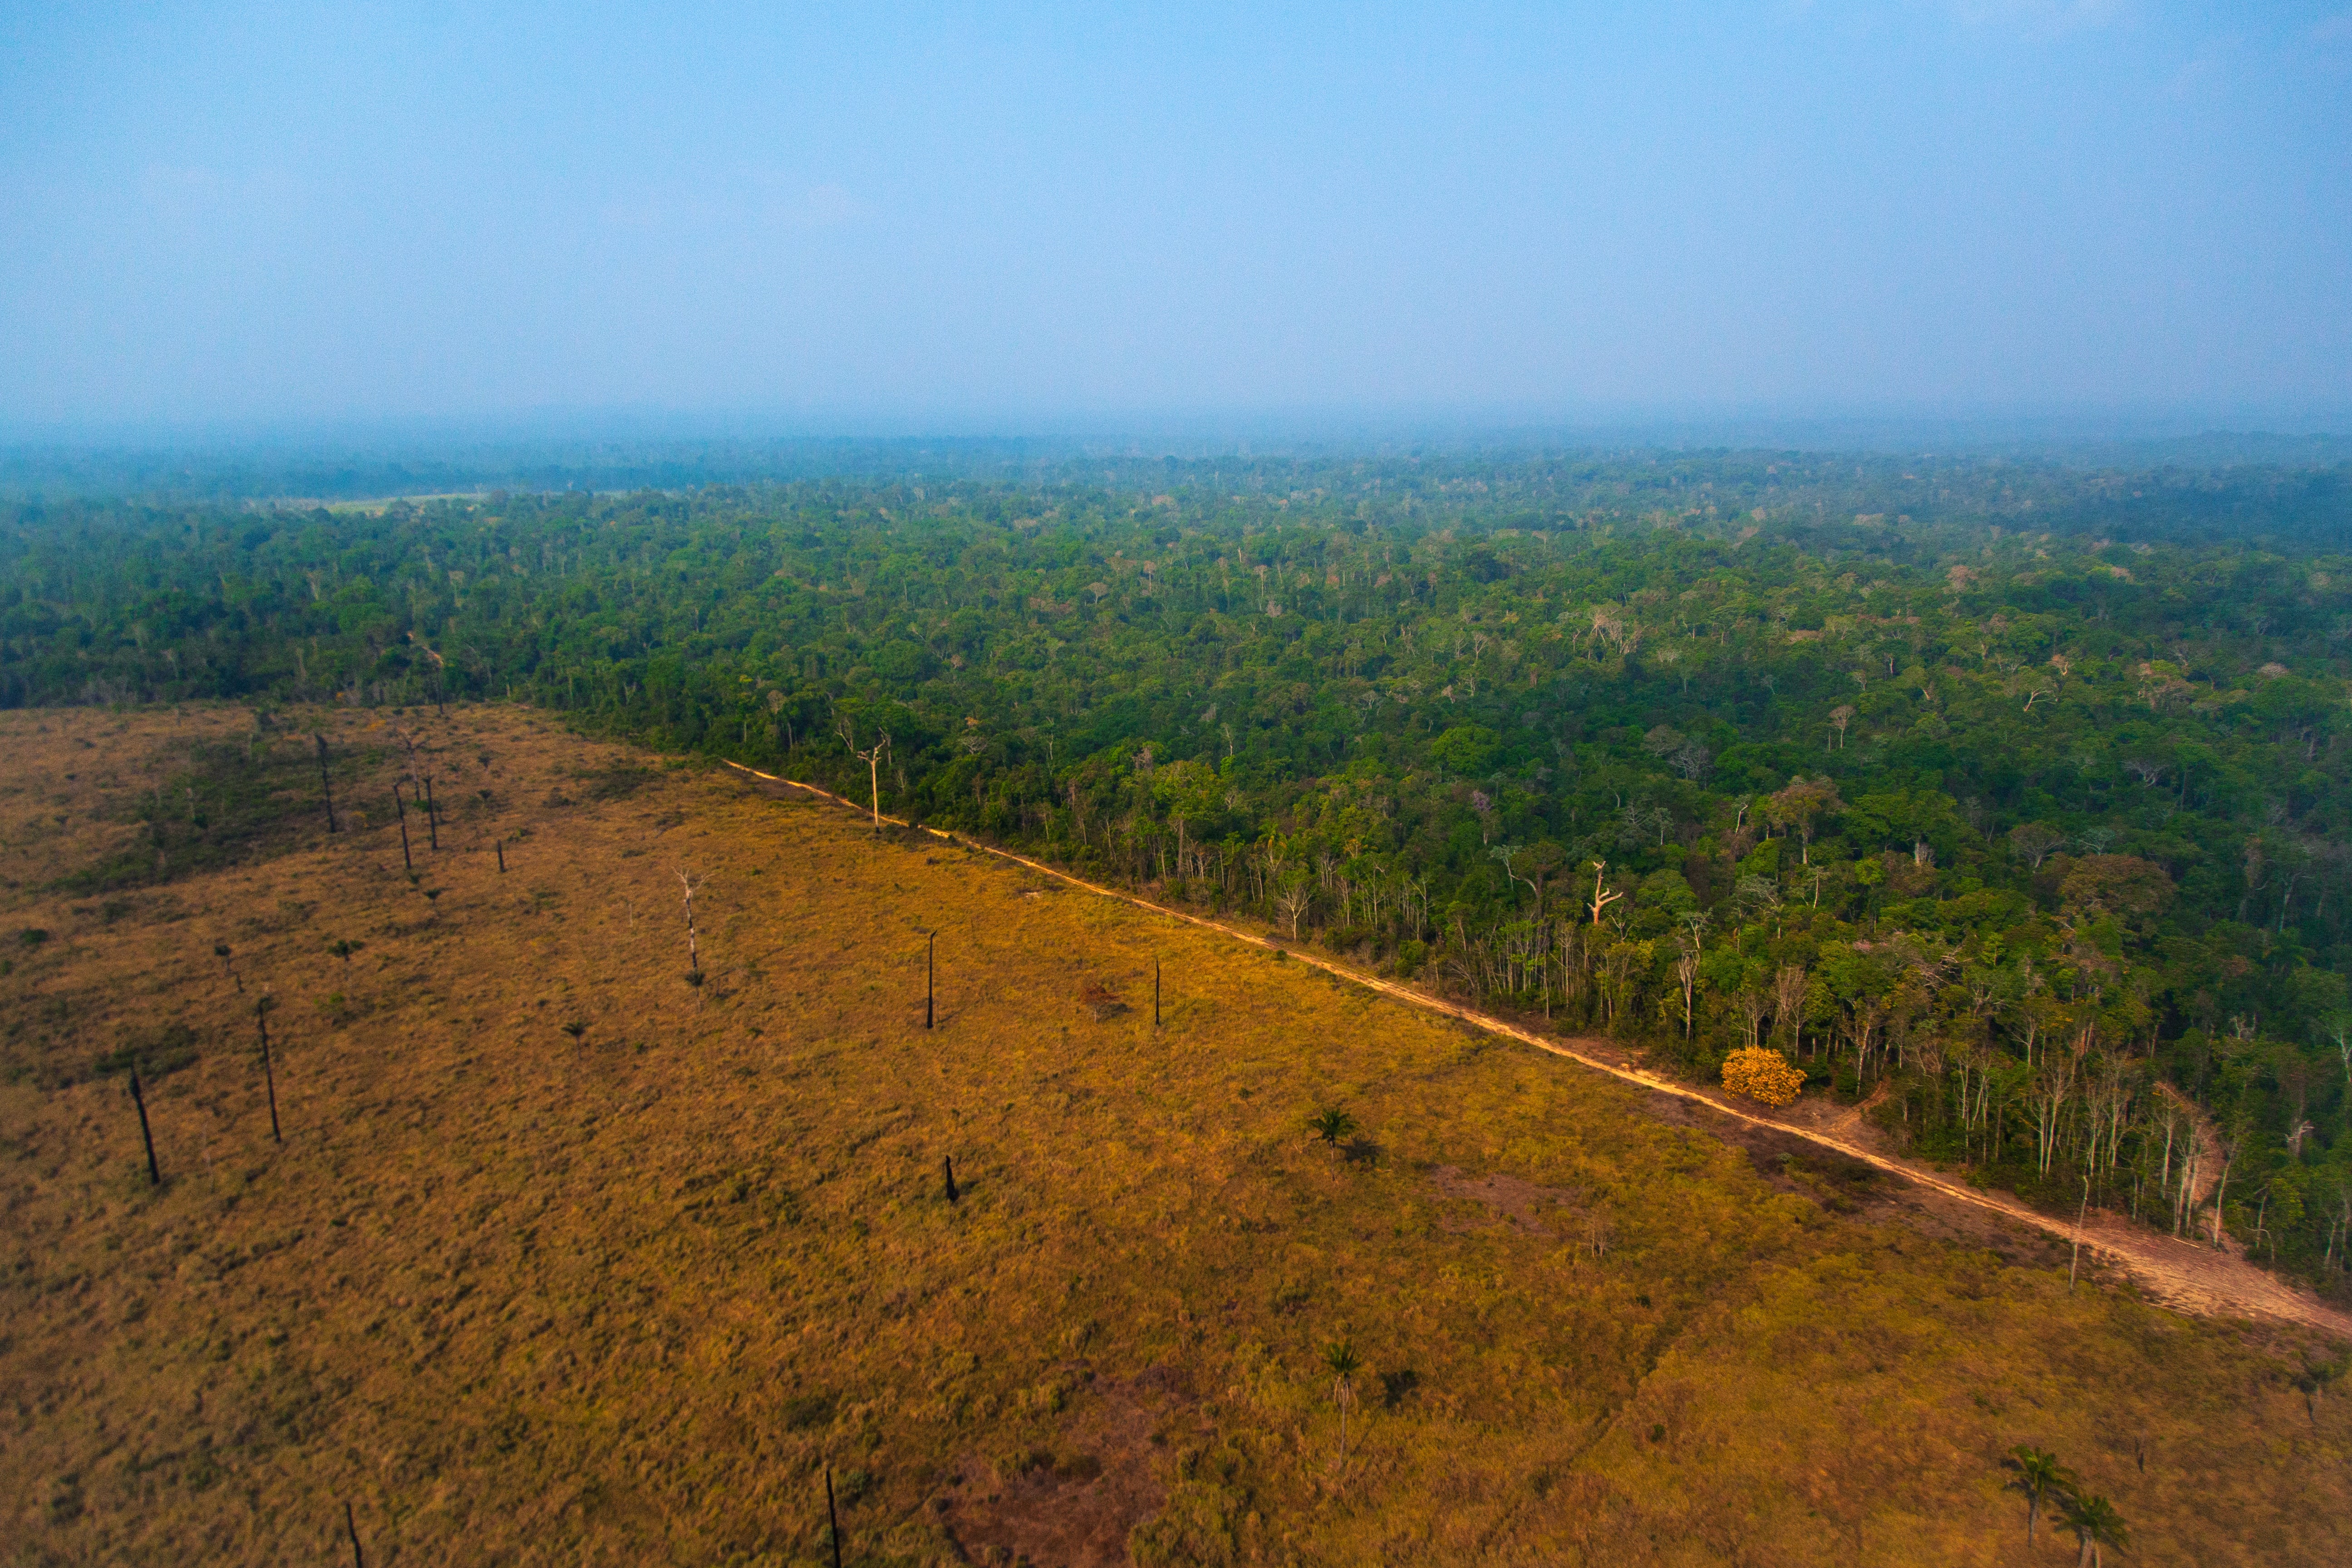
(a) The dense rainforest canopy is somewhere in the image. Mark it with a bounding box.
[6,449,2351,1290]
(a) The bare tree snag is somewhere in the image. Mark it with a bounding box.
[129,1069,160,1186]
[344,1499,364,1568]
[825,1466,843,1568]
[315,733,338,833]
[677,867,704,983]
[943,1155,958,1203]
[2070,1173,2089,1292]
[925,930,935,1029]
[1274,877,1313,937]
[1154,958,1162,1027]
[495,838,506,874]
[1587,860,1624,927]
[838,717,891,830]
[423,775,438,850]
[257,998,282,1145]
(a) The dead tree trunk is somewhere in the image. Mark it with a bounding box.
[2070,1173,2089,1291]
[129,1069,160,1186]
[423,776,438,850]
[943,1155,958,1202]
[394,792,413,874]
[677,868,704,983]
[344,1499,364,1568]
[825,1467,843,1568]
[258,1000,282,1145]
[838,718,890,830]
[496,838,506,873]
[925,930,935,1029]
[1155,958,1162,1027]
[315,734,338,834]
[2211,1129,2242,1250]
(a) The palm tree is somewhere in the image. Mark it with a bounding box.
[1323,1338,1363,1472]
[1306,1106,1358,1154]
[2059,1494,2128,1567]
[2003,1445,2075,1547]
[2293,1353,2344,1425]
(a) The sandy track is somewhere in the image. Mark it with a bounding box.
[723,761,2352,1337]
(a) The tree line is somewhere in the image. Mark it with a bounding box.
[4,451,2349,1287]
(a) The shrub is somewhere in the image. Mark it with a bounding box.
[1722,1046,1804,1108]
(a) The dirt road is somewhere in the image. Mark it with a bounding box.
[724,761,2352,1338]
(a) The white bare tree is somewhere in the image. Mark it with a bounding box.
[1773,964,1810,1052]
[676,867,704,982]
[1274,875,1313,938]
[838,716,891,829]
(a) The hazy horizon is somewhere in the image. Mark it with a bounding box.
[7,399,2352,450]
[6,3,2348,432]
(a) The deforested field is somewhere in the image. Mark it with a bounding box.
[2,703,2345,1567]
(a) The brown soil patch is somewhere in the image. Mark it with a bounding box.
[938,1371,1186,1567]
[1427,1164,1581,1236]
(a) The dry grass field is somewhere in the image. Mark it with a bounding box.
[2,703,2347,1567]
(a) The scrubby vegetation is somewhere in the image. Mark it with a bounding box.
[4,451,2350,1292]
[2,706,2347,1565]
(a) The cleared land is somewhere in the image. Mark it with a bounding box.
[743,758,2352,1341]
[2,704,2347,1566]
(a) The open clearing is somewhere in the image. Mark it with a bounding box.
[735,758,2352,1342]
[3,704,2347,1566]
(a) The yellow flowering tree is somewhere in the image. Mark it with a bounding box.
[1722,1046,1805,1108]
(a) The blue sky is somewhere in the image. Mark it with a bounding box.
[3,2,2347,433]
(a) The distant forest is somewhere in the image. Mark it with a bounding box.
[6,450,2352,1288]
